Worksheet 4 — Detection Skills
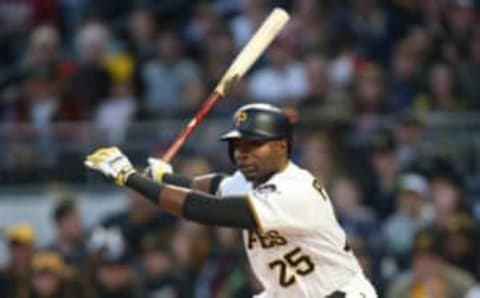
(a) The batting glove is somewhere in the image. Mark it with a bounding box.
[146,157,173,182]
[84,147,136,186]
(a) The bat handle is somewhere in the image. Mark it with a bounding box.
[161,92,224,163]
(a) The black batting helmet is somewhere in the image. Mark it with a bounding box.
[220,103,293,161]
[220,103,292,141]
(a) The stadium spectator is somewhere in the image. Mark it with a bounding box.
[22,25,63,76]
[457,27,480,109]
[200,27,236,90]
[354,63,390,112]
[386,227,475,298]
[301,54,330,109]
[126,8,157,65]
[23,65,62,129]
[418,0,447,42]
[0,85,25,124]
[442,214,480,279]
[414,63,468,112]
[429,170,472,230]
[65,20,112,119]
[48,199,87,271]
[229,0,269,48]
[286,0,330,53]
[300,53,351,117]
[101,190,177,254]
[348,237,387,296]
[327,37,357,90]
[141,30,202,117]
[389,39,422,111]
[444,0,477,57]
[330,176,379,250]
[30,251,83,298]
[248,38,308,106]
[194,228,252,298]
[367,132,400,218]
[352,63,390,136]
[393,112,435,171]
[299,131,340,186]
[329,0,403,63]
[88,228,144,298]
[93,85,137,144]
[0,224,37,298]
[170,221,212,297]
[382,173,434,270]
[185,2,225,52]
[138,234,185,298]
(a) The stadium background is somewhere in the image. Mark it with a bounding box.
[0,0,480,297]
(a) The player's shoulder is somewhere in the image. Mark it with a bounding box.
[263,162,323,196]
[271,161,314,186]
[221,170,246,185]
[218,170,252,196]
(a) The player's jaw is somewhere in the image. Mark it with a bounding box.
[237,161,276,185]
[237,162,262,181]
[232,138,287,185]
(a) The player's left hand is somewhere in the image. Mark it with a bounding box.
[146,157,173,182]
[84,147,136,186]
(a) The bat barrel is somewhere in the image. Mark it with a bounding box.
[161,8,290,162]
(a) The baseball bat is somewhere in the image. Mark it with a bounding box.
[161,8,290,162]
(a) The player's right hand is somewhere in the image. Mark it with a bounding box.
[84,147,136,186]
[146,157,173,182]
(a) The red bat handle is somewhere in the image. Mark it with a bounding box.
[161,92,224,163]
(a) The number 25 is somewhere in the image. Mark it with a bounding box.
[268,247,315,287]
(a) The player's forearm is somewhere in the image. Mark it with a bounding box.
[162,173,225,194]
[126,173,257,229]
[163,174,193,188]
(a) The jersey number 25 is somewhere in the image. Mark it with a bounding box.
[268,247,315,287]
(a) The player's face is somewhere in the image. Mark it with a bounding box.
[232,138,288,185]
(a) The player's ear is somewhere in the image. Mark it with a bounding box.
[274,139,288,154]
[282,139,288,152]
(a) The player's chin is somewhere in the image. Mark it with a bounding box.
[240,169,258,181]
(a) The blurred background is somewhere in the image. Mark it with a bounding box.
[0,0,480,297]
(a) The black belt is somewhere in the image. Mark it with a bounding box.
[325,291,346,298]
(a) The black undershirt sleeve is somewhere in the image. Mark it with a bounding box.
[209,174,227,194]
[183,192,258,229]
[125,174,258,229]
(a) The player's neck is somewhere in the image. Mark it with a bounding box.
[253,159,290,187]
[278,158,290,172]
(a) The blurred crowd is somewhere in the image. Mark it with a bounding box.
[0,196,254,298]
[1,0,480,126]
[1,0,480,297]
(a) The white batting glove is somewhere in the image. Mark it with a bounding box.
[147,157,173,182]
[84,147,136,186]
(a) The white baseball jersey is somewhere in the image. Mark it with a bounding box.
[217,161,377,298]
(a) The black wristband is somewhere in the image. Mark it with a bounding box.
[163,174,193,188]
[125,173,163,204]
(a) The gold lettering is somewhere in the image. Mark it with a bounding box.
[247,230,288,250]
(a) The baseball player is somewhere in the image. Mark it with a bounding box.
[85,103,378,298]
